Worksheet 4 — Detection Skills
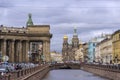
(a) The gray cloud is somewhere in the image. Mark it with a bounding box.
[0,0,14,8]
[0,0,120,52]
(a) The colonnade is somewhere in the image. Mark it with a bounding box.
[0,39,29,62]
[0,39,50,63]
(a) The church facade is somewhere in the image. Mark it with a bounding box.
[62,28,79,62]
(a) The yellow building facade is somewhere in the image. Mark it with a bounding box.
[95,37,112,64]
[112,30,120,63]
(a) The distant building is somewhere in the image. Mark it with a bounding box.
[75,44,84,62]
[82,43,89,62]
[50,51,62,63]
[95,43,101,63]
[62,27,79,62]
[95,37,112,64]
[88,34,111,62]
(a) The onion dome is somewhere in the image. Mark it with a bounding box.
[63,35,68,39]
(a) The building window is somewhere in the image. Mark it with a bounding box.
[93,43,96,46]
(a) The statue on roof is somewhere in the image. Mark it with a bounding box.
[26,13,34,26]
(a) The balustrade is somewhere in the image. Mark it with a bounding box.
[0,64,49,80]
[84,63,120,72]
[4,63,120,80]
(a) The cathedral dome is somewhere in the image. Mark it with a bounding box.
[63,35,68,39]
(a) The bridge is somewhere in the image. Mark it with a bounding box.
[1,63,120,80]
[50,63,81,69]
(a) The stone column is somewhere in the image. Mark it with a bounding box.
[43,40,51,62]
[15,41,19,62]
[26,41,29,62]
[22,41,26,62]
[3,39,6,56]
[11,40,15,62]
[19,40,22,62]
[43,41,46,62]
[46,41,51,62]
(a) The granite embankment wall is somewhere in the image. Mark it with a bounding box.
[82,64,120,80]
[22,65,50,80]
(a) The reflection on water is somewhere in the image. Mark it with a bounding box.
[42,70,109,80]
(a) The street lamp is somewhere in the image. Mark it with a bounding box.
[28,51,32,62]
[38,50,42,63]
[41,55,45,61]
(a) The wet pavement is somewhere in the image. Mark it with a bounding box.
[42,70,109,80]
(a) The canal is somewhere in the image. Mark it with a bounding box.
[42,70,109,80]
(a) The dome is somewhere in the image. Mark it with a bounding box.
[63,35,68,39]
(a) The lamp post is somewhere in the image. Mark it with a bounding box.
[41,55,45,63]
[28,51,32,62]
[38,49,42,63]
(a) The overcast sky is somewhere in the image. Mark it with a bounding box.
[0,0,120,52]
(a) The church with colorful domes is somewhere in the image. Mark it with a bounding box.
[62,27,81,62]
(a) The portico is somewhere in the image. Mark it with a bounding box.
[0,14,52,63]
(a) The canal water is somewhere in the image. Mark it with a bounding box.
[42,70,109,80]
